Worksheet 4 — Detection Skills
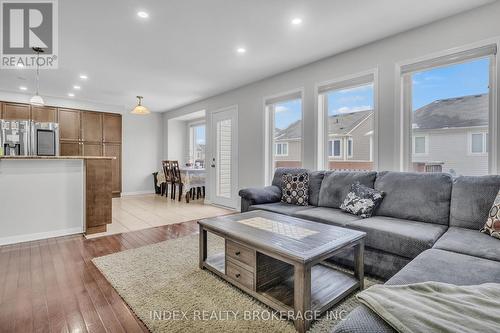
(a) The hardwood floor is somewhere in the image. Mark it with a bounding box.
[0,220,201,332]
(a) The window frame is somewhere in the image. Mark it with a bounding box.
[328,139,342,158]
[412,135,428,156]
[275,142,289,156]
[264,88,305,185]
[188,121,206,163]
[398,42,498,174]
[468,131,488,155]
[316,69,379,170]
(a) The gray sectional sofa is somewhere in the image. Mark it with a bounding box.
[238,168,500,333]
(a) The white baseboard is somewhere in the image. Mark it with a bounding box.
[0,227,84,246]
[121,190,155,196]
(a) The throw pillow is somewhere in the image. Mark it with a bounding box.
[340,182,384,218]
[281,173,309,206]
[481,189,500,240]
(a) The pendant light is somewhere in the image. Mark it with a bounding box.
[30,47,45,106]
[131,95,150,115]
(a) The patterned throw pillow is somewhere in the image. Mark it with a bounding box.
[340,182,384,218]
[281,173,309,206]
[481,189,500,240]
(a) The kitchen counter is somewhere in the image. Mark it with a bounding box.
[0,157,113,245]
[0,155,115,160]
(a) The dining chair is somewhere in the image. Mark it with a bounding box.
[161,160,173,198]
[171,160,183,201]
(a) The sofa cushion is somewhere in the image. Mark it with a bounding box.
[271,167,309,188]
[247,202,313,216]
[374,171,452,225]
[280,172,309,206]
[333,249,500,333]
[318,171,377,209]
[293,207,361,227]
[345,216,447,259]
[433,227,500,262]
[308,171,328,206]
[450,175,500,230]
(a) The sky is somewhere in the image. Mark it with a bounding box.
[273,57,489,129]
[194,125,205,144]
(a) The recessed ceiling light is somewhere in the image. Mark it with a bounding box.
[236,47,246,54]
[68,93,75,97]
[137,11,149,18]
[73,85,81,90]
[79,74,88,80]
[291,17,302,25]
[19,86,27,91]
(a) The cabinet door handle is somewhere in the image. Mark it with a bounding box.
[235,251,241,256]
[235,273,241,278]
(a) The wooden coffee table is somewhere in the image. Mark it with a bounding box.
[198,210,366,332]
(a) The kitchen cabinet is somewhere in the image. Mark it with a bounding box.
[103,113,122,143]
[58,108,81,141]
[82,143,103,156]
[81,111,103,143]
[2,103,30,120]
[103,143,122,195]
[31,106,57,122]
[60,142,81,156]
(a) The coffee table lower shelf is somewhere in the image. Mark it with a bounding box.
[204,252,359,314]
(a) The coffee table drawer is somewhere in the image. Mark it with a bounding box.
[226,260,254,290]
[226,240,255,268]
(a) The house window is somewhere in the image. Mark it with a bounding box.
[275,142,288,156]
[265,91,303,182]
[189,124,206,165]
[413,136,427,155]
[318,72,376,170]
[469,132,487,154]
[328,139,341,157]
[401,45,496,176]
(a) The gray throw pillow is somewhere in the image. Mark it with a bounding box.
[281,173,309,206]
[340,182,384,218]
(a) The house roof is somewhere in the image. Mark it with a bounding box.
[413,94,488,130]
[275,110,373,140]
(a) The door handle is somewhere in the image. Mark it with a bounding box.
[210,157,216,168]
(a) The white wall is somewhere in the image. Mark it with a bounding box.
[167,119,187,163]
[163,2,500,190]
[0,91,163,195]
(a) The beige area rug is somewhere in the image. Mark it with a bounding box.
[92,234,380,333]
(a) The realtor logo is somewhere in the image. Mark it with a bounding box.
[1,0,58,68]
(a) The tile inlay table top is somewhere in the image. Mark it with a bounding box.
[198,210,366,333]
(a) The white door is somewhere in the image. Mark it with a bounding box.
[209,106,238,208]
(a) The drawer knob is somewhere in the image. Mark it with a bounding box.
[235,251,241,256]
[235,273,241,278]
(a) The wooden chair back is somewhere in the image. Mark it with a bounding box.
[171,160,181,183]
[162,160,173,182]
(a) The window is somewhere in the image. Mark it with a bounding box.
[413,136,428,155]
[328,139,341,157]
[275,142,288,156]
[265,91,303,182]
[401,45,496,176]
[318,73,376,171]
[189,124,206,165]
[469,132,488,154]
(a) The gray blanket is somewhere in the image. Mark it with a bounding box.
[357,282,500,333]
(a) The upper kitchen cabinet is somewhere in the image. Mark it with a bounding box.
[81,111,103,143]
[31,106,57,123]
[103,113,122,143]
[58,108,81,141]
[1,103,30,120]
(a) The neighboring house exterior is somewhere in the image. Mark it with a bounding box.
[411,94,488,176]
[274,110,374,170]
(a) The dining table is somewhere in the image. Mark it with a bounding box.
[157,167,206,202]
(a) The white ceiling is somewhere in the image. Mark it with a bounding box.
[0,0,494,112]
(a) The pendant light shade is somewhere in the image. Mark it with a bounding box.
[30,47,45,106]
[131,96,150,115]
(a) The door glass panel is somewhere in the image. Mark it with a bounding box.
[216,119,232,198]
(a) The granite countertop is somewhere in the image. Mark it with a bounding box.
[0,156,116,160]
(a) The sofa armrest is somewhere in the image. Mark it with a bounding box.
[239,186,281,206]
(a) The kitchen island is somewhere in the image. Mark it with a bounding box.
[0,156,114,245]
